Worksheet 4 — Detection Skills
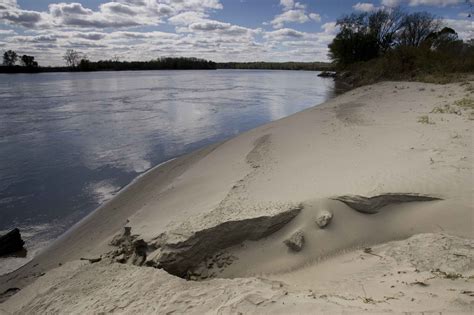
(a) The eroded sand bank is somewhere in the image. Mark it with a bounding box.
[1,81,473,313]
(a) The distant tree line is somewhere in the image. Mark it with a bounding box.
[0,49,217,73]
[329,8,474,85]
[75,56,216,71]
[1,49,334,73]
[217,62,333,71]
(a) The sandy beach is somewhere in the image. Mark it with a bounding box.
[1,80,473,313]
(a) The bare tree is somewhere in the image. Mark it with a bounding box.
[398,12,441,47]
[368,7,405,52]
[63,49,81,68]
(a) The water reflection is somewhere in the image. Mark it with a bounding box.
[0,69,335,272]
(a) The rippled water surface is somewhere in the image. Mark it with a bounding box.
[0,69,335,273]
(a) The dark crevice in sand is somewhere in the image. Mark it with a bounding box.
[108,206,302,279]
[332,193,442,214]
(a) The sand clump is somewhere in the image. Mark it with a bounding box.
[315,210,333,228]
[283,230,305,252]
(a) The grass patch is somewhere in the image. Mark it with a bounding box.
[431,104,461,115]
[454,98,474,110]
[417,115,434,124]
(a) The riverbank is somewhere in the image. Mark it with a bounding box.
[1,80,473,313]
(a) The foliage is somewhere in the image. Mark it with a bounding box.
[3,50,18,66]
[454,98,474,109]
[20,55,38,67]
[329,9,445,66]
[417,115,433,124]
[329,7,474,87]
[76,57,216,71]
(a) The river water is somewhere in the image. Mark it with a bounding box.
[0,69,336,274]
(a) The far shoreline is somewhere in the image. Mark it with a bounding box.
[0,61,333,74]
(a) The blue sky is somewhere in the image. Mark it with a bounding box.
[0,0,472,65]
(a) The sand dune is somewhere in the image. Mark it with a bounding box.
[1,80,473,313]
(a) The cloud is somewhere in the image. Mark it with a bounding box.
[381,0,463,6]
[75,32,107,40]
[0,7,43,28]
[321,22,338,36]
[0,29,16,35]
[49,3,93,17]
[187,19,256,36]
[353,2,377,12]
[265,28,306,39]
[270,0,321,29]
[12,34,58,43]
[443,18,474,39]
[168,11,208,25]
[271,10,310,28]
[47,2,144,28]
[99,3,139,16]
[1,0,225,30]
[309,13,321,22]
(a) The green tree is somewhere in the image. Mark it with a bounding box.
[3,50,18,66]
[328,13,380,65]
[425,27,463,51]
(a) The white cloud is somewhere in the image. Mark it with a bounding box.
[99,3,139,16]
[353,2,377,12]
[443,18,474,40]
[168,11,207,25]
[270,0,321,28]
[0,0,44,28]
[1,0,225,30]
[280,0,295,11]
[321,22,338,36]
[381,0,463,6]
[309,13,321,22]
[265,28,307,39]
[0,29,16,35]
[381,0,402,6]
[271,10,310,28]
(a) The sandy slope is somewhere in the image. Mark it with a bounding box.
[2,233,473,314]
[0,80,473,313]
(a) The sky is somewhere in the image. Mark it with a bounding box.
[0,0,472,66]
